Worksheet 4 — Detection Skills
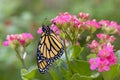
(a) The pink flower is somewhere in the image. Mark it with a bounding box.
[89,40,117,72]
[107,53,117,65]
[3,33,34,47]
[19,33,34,45]
[97,45,117,72]
[21,33,34,40]
[3,41,9,46]
[98,58,110,72]
[3,34,19,47]
[99,20,110,27]
[51,12,83,28]
[6,34,19,41]
[96,33,107,39]
[71,16,83,28]
[99,20,118,34]
[86,19,101,29]
[89,57,100,70]
[108,36,116,43]
[89,57,112,72]
[19,39,26,45]
[99,20,118,27]
[51,12,72,24]
[110,21,118,27]
[88,40,99,52]
[98,45,114,58]
[37,27,42,34]
[78,12,90,20]
[96,33,116,43]
[116,25,120,35]
[50,24,60,35]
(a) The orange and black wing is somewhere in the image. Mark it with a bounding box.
[37,29,64,73]
[37,32,64,63]
[36,53,51,73]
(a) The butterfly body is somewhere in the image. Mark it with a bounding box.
[42,25,52,34]
[37,25,64,73]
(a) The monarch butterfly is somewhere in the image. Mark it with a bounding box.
[37,25,64,73]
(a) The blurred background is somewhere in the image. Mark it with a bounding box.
[0,0,120,80]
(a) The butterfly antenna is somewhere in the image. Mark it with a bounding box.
[41,17,51,28]
[41,18,48,26]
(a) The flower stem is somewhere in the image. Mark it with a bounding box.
[62,29,73,44]
[63,40,73,74]
[15,49,26,68]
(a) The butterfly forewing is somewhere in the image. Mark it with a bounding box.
[45,36,50,49]
[40,33,46,44]
[50,34,62,49]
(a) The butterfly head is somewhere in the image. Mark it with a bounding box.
[42,25,51,34]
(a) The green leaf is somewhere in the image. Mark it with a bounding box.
[60,66,67,79]
[21,67,36,80]
[102,64,120,80]
[21,66,52,80]
[70,60,92,76]
[70,73,81,80]
[60,64,72,80]
[69,45,84,59]
[116,50,120,64]
[71,73,95,80]
[87,54,97,60]
[70,59,99,79]
[49,65,64,80]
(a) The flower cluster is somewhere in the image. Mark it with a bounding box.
[51,12,120,34]
[99,20,119,34]
[51,12,120,46]
[89,45,117,72]
[3,33,34,48]
[96,33,116,43]
[88,33,117,72]
[51,12,84,28]
[51,12,72,24]
[87,40,100,53]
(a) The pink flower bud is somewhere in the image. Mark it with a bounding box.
[86,19,101,29]
[3,41,9,46]
[78,12,90,20]
[37,27,42,34]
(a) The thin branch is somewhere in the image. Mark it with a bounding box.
[63,39,73,74]
[15,49,26,68]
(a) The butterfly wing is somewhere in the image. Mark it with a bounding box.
[37,32,64,62]
[48,33,64,61]
[37,27,64,73]
[36,53,51,73]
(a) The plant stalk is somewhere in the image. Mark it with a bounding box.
[15,49,26,68]
[63,40,73,74]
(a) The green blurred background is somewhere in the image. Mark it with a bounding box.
[0,0,120,80]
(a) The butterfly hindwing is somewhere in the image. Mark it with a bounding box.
[37,53,51,73]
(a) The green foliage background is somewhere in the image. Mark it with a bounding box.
[0,0,120,80]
